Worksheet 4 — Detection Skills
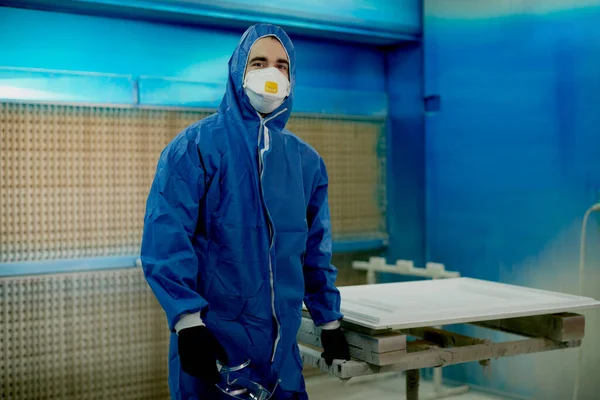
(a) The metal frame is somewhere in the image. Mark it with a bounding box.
[0,66,136,105]
[0,67,388,117]
[0,256,140,277]
[0,238,387,277]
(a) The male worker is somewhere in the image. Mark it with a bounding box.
[141,23,350,399]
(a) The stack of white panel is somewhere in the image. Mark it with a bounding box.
[337,278,600,330]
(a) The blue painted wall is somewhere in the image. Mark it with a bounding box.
[386,42,426,268]
[0,6,388,114]
[424,1,600,398]
[0,6,386,91]
[2,0,421,44]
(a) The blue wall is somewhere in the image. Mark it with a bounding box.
[0,6,388,115]
[386,42,426,268]
[424,1,600,398]
[2,0,421,44]
[0,6,386,90]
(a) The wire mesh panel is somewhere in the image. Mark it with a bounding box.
[287,117,386,239]
[1,102,386,263]
[0,268,170,400]
[0,104,89,262]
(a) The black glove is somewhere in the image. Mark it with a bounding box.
[178,325,228,383]
[321,327,351,366]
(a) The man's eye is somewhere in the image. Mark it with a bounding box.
[277,65,288,70]
[252,62,265,67]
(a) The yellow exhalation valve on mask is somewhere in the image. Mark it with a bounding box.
[264,81,278,94]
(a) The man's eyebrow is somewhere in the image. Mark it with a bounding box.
[248,56,289,66]
[249,56,268,64]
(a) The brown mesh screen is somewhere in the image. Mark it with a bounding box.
[287,117,386,239]
[1,102,386,263]
[0,268,170,400]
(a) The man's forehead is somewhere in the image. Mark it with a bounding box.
[249,37,288,59]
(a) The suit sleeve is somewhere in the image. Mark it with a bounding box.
[303,158,344,326]
[140,140,208,332]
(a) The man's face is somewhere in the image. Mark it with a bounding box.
[245,37,290,80]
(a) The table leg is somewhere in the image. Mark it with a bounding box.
[406,369,420,400]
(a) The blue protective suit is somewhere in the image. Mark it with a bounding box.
[141,24,343,399]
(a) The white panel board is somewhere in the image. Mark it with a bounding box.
[335,278,600,330]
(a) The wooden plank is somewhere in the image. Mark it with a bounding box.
[299,344,362,379]
[299,317,406,352]
[302,309,393,335]
[314,343,405,366]
[407,340,439,353]
[404,327,489,347]
[297,317,407,366]
[341,321,394,336]
[369,349,409,365]
[294,340,374,364]
[299,337,581,379]
[297,318,322,346]
[472,313,585,341]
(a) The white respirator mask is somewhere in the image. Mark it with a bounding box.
[243,67,290,114]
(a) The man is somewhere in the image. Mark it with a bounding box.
[141,23,350,399]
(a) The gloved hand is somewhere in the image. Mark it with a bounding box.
[178,325,228,383]
[321,327,351,366]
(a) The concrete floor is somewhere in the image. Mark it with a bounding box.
[305,373,506,400]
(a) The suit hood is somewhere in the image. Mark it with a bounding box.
[218,23,296,132]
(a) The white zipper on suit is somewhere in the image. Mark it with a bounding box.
[258,109,287,363]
